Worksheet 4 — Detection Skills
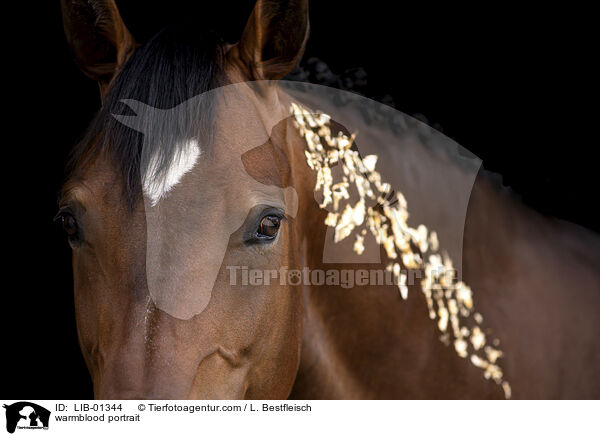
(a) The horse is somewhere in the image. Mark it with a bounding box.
[57,0,600,399]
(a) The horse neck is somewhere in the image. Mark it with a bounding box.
[461,171,600,398]
[285,98,600,397]
[291,226,507,398]
[286,121,505,399]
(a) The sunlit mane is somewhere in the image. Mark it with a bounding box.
[291,102,511,399]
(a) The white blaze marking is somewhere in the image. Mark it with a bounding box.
[143,139,201,206]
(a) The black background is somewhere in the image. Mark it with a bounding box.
[3,1,595,398]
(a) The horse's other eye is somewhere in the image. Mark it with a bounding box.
[258,215,281,239]
[54,210,79,239]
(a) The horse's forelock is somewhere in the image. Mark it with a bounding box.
[65,26,226,209]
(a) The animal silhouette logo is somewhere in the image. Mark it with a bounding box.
[2,402,50,433]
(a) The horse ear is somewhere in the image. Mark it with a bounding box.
[234,0,309,80]
[60,0,136,98]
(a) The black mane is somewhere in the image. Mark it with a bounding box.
[67,27,225,207]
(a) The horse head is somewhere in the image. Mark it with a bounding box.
[59,0,311,399]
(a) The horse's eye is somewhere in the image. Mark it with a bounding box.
[258,215,281,238]
[55,210,79,238]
